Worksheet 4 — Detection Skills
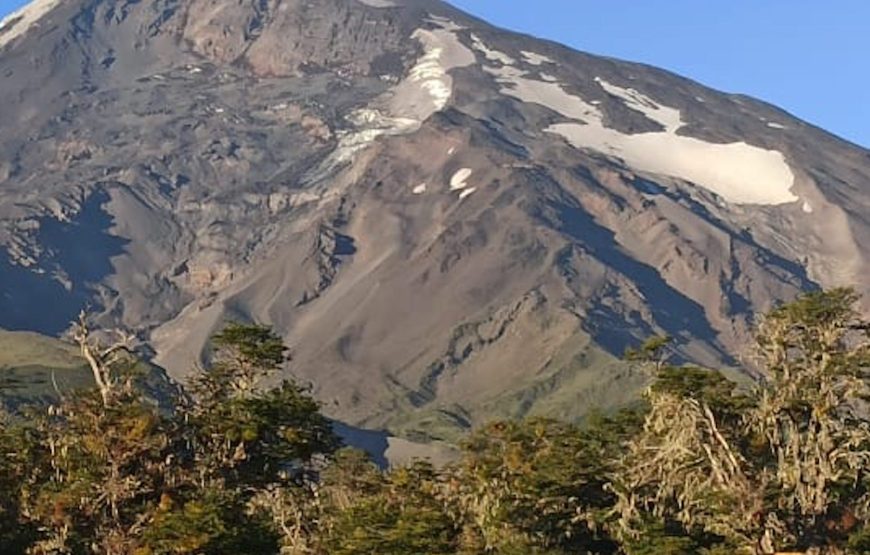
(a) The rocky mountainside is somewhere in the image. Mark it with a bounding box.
[1,0,868,439]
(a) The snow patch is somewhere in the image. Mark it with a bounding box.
[487,65,600,121]
[767,122,787,130]
[333,110,416,162]
[596,77,684,132]
[307,26,473,183]
[489,66,797,205]
[355,0,399,7]
[458,187,477,200]
[450,168,473,190]
[550,120,798,204]
[802,201,813,213]
[409,44,451,109]
[470,33,514,65]
[389,27,475,120]
[427,15,465,32]
[539,73,558,82]
[521,50,555,66]
[0,0,64,49]
[413,183,427,194]
[304,109,417,184]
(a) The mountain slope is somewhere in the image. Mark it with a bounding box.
[0,0,867,438]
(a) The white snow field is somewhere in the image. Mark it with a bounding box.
[487,65,798,205]
[391,27,476,118]
[458,187,477,200]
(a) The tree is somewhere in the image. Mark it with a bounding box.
[147,322,341,554]
[0,408,39,554]
[610,368,755,553]
[21,360,178,554]
[138,488,279,555]
[1,319,339,554]
[4,292,870,554]
[448,417,635,554]
[624,335,673,373]
[185,323,339,489]
[318,450,459,555]
[750,288,870,551]
[613,289,870,555]
[71,311,137,407]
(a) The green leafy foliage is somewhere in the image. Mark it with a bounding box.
[0,322,338,554]
[449,418,622,553]
[187,378,338,489]
[624,334,672,370]
[651,366,753,419]
[0,411,39,554]
[186,323,338,486]
[197,323,288,401]
[320,457,458,554]
[2,291,870,554]
[140,489,278,555]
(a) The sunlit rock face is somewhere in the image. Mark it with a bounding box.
[0,0,868,441]
[0,0,65,49]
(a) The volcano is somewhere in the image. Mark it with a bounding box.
[1,0,868,441]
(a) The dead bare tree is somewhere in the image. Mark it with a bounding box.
[71,310,137,406]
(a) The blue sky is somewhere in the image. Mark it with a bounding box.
[1,0,867,147]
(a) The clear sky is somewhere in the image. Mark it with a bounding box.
[1,0,867,147]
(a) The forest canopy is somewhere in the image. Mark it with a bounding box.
[1,288,869,554]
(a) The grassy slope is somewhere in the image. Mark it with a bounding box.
[384,340,651,443]
[0,329,178,411]
[0,329,82,368]
[0,330,94,405]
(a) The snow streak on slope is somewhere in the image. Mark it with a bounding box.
[595,77,684,132]
[307,20,473,183]
[470,33,514,65]
[486,63,798,205]
[355,0,399,6]
[521,51,555,66]
[390,26,475,118]
[0,0,64,49]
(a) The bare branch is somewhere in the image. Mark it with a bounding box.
[71,311,138,407]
